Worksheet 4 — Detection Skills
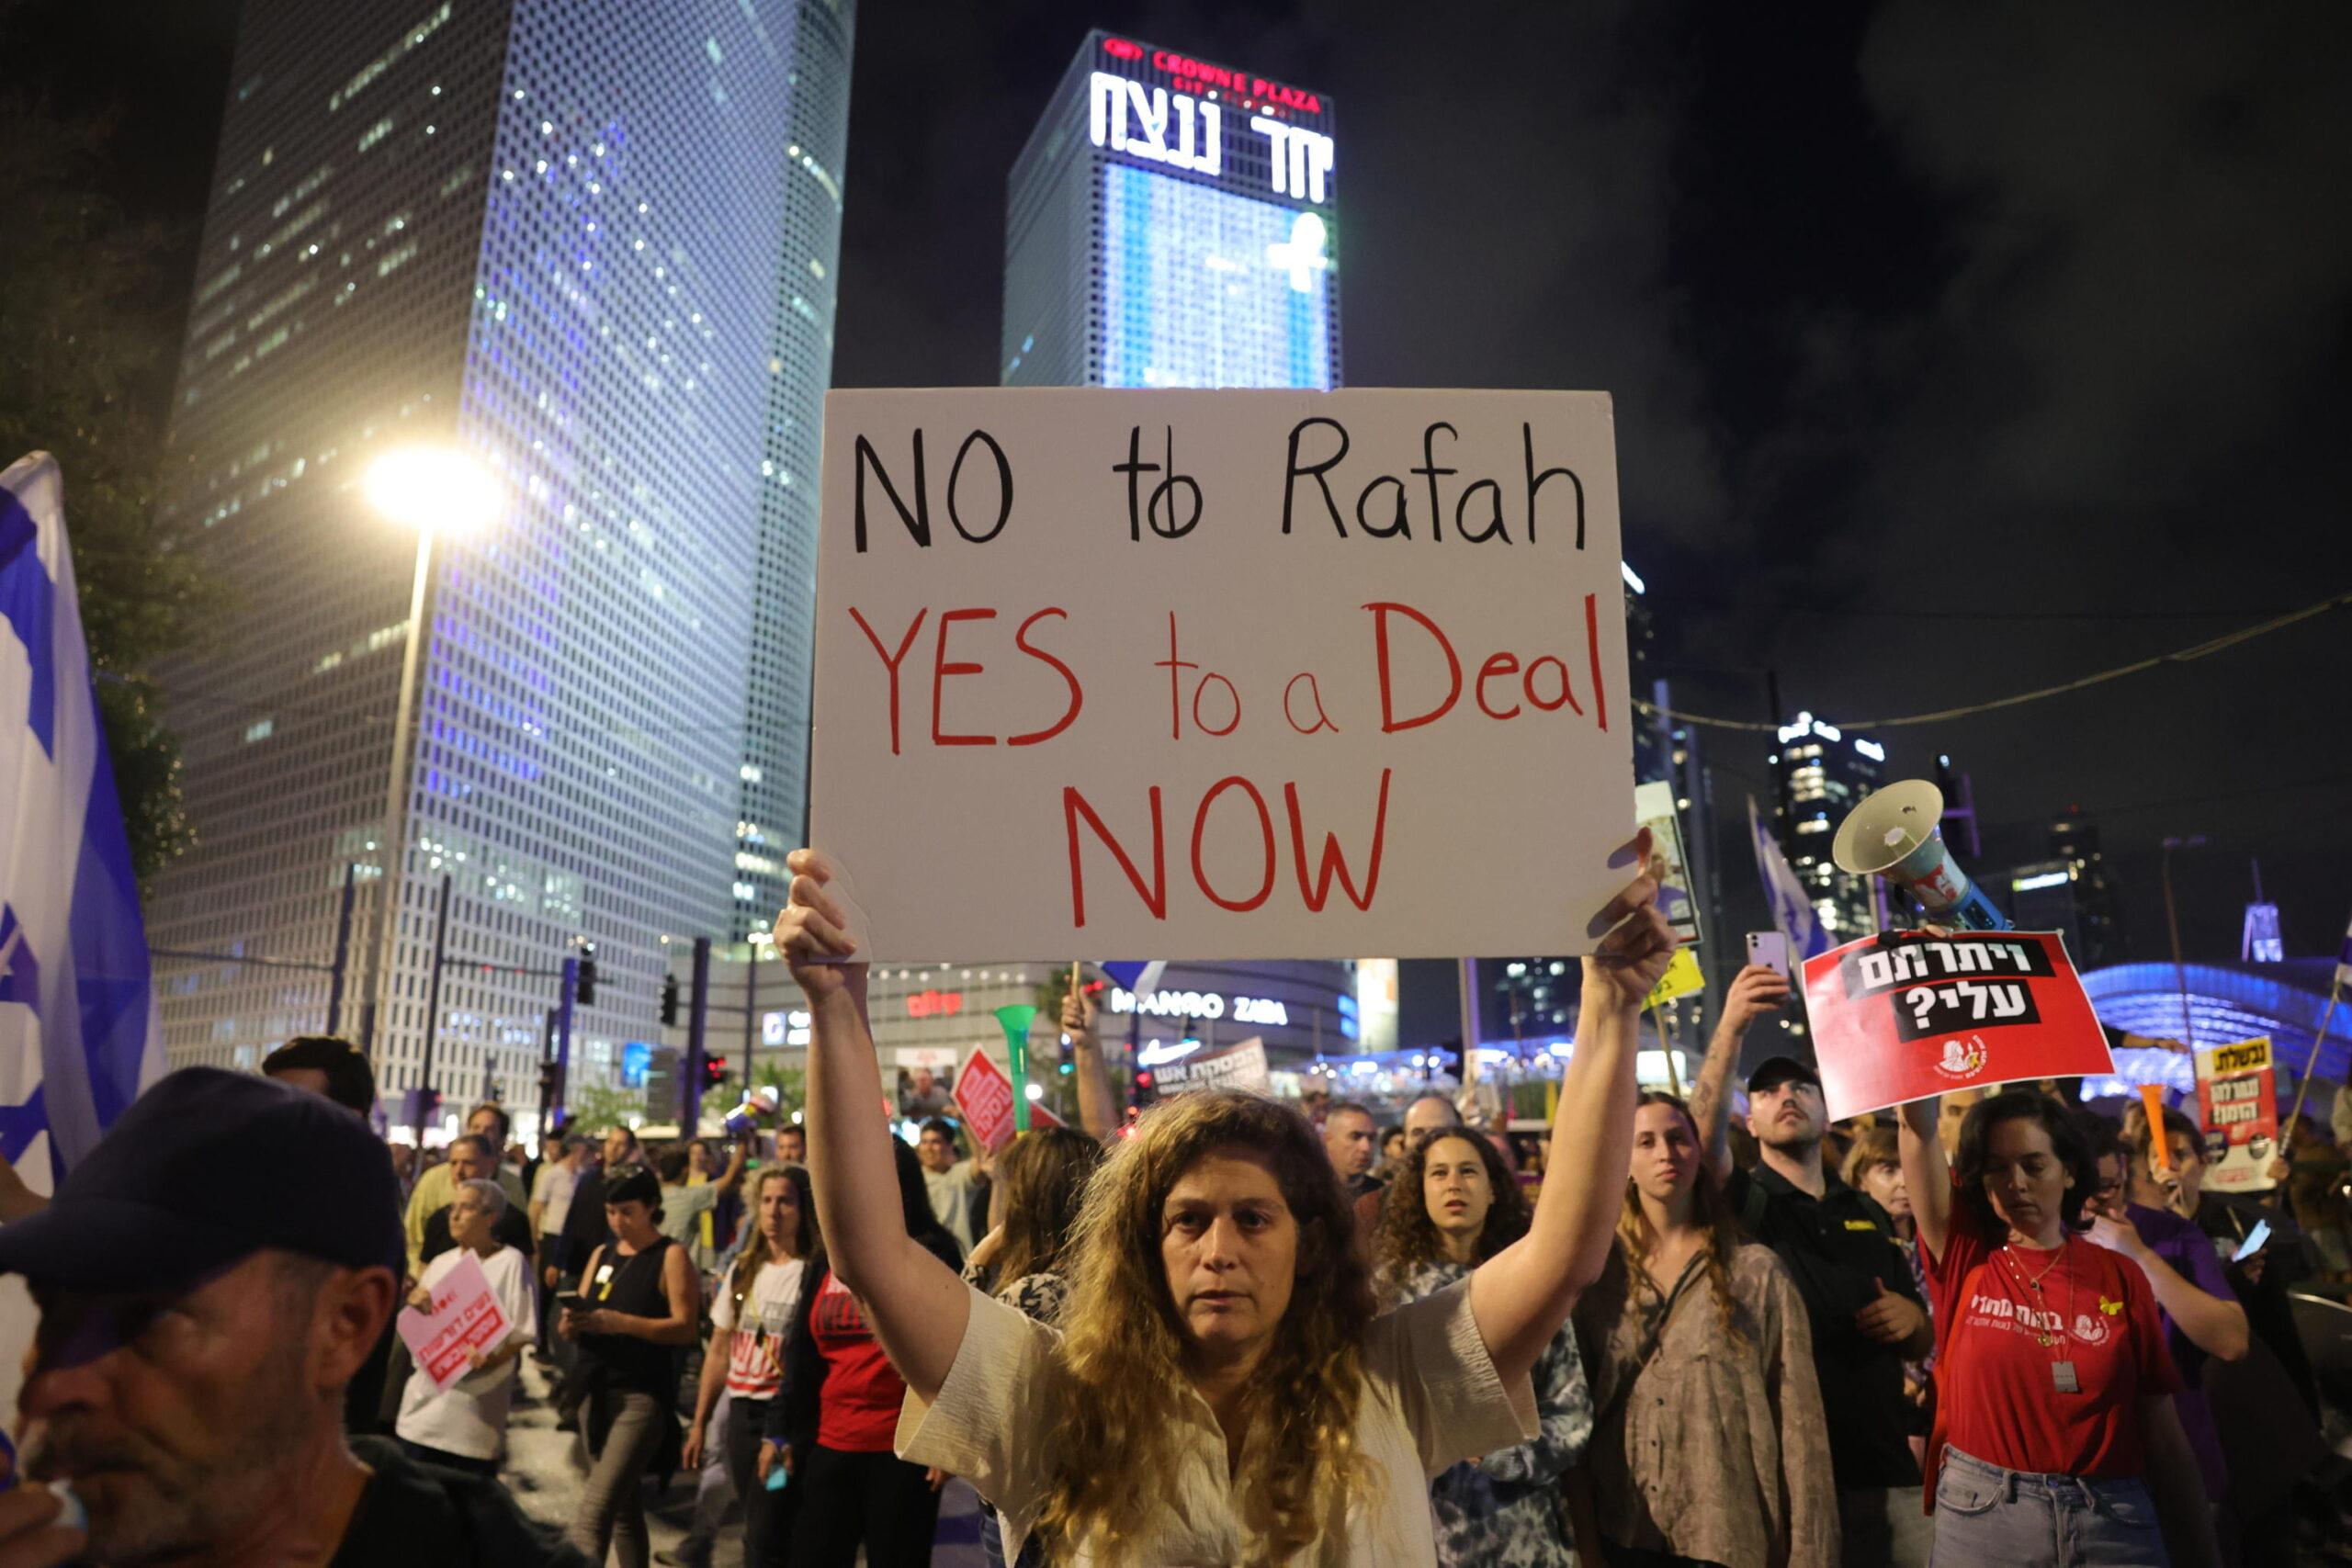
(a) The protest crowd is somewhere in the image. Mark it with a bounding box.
[0,840,2345,1568]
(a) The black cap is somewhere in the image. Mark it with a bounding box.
[1746,1055,1823,1095]
[0,1066,401,1291]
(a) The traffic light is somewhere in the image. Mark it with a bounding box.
[575,946,598,1006]
[660,975,680,1027]
[702,1055,728,1089]
[536,1062,558,1101]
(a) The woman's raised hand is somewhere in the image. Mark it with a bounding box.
[775,849,865,998]
[1582,826,1676,1008]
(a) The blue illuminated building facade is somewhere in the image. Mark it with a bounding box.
[147,0,852,1125]
[1003,31,1340,389]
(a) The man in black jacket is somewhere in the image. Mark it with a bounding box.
[1690,965,1937,1568]
[0,1069,586,1567]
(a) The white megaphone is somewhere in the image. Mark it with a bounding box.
[1831,779,2011,931]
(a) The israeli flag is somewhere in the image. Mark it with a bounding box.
[1098,960,1166,998]
[1747,795,1830,962]
[0,453,165,1190]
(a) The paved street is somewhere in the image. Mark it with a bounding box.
[501,1355,985,1566]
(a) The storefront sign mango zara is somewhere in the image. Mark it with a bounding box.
[1108,987,1290,1026]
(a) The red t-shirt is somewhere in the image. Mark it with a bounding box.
[1923,1176,2181,1504]
[810,1269,906,1452]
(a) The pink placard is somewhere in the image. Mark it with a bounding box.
[397,1251,513,1392]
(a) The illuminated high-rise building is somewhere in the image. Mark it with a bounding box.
[1002,30,1340,389]
[144,0,854,1123]
[1771,711,1888,942]
[997,31,1347,1071]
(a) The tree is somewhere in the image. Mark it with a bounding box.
[0,102,220,883]
[566,1082,644,1135]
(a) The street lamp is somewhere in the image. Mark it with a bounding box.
[2159,833,2208,1051]
[359,445,498,1137]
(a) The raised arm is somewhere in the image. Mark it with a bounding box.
[1061,980,1119,1141]
[2085,1214,2249,1362]
[1471,830,1674,1385]
[1898,1097,1952,1264]
[777,849,970,1402]
[1689,964,1792,1184]
[713,1136,749,1197]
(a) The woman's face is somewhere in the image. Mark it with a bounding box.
[1629,1102,1700,1203]
[449,1191,494,1250]
[1421,1134,1495,1246]
[1159,1147,1298,1366]
[1860,1160,1910,1219]
[759,1175,800,1253]
[1980,1116,2072,1241]
[607,1199,657,1244]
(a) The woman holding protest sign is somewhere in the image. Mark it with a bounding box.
[1373,1126,1591,1568]
[775,835,1672,1565]
[1570,1091,1834,1568]
[1897,1089,2222,1567]
[393,1177,537,1475]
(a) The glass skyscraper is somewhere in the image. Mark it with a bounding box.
[147,0,854,1122]
[995,33,1350,1072]
[1003,31,1340,389]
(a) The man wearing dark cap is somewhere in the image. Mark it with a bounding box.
[1690,963,1935,1568]
[0,1067,586,1566]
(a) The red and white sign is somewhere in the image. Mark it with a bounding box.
[950,1045,1063,1153]
[1799,931,2112,1120]
[396,1252,512,1392]
[808,389,1629,962]
[2196,1036,2278,1194]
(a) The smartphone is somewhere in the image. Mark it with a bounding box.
[1747,931,1791,982]
[555,1292,590,1315]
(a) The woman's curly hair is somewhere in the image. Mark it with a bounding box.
[1034,1091,1378,1565]
[1371,1128,1531,1302]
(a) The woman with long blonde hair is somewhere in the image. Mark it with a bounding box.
[1373,1129,1592,1567]
[683,1163,817,1568]
[775,839,1674,1566]
[1570,1092,1835,1568]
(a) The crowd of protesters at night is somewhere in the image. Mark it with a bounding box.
[0,837,2346,1568]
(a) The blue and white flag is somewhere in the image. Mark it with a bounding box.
[0,453,164,1189]
[1747,795,1830,962]
[1097,960,1166,999]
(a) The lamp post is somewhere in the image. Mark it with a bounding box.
[358,446,499,1127]
[2160,833,2208,1051]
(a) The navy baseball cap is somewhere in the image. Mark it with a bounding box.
[0,1066,402,1291]
[1746,1055,1823,1095]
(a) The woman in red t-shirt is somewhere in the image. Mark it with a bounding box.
[772,1137,963,1568]
[1897,1089,2219,1567]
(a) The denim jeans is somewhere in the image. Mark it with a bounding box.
[1930,1446,2170,1568]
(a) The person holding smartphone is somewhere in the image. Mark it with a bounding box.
[1690,961,1937,1566]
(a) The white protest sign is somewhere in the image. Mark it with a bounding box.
[1149,1037,1273,1097]
[810,389,1630,960]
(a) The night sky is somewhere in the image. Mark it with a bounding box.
[13,0,2351,982]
